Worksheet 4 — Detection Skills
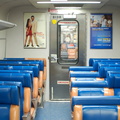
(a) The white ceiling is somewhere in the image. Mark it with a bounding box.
[28,0,120,9]
[0,0,120,10]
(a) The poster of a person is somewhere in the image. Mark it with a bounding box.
[24,13,46,48]
[24,18,33,47]
[101,15,107,27]
[65,34,71,43]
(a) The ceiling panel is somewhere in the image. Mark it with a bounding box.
[0,0,31,11]
[106,0,120,7]
[1,0,120,10]
[28,0,111,9]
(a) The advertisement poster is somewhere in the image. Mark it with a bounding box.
[24,13,46,48]
[90,13,112,49]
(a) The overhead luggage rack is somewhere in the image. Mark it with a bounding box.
[0,19,16,30]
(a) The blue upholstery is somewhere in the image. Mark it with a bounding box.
[93,60,120,70]
[0,65,39,77]
[0,62,40,72]
[69,66,94,71]
[0,81,23,98]
[0,60,44,71]
[0,73,32,88]
[0,69,34,80]
[0,104,11,120]
[70,71,100,78]
[78,88,104,96]
[99,67,120,78]
[70,73,120,89]
[77,88,120,96]
[75,78,97,81]
[72,96,120,111]
[69,61,120,72]
[70,66,120,78]
[0,85,19,105]
[0,73,32,120]
[0,85,19,120]
[4,58,25,60]
[0,82,23,120]
[70,81,108,89]
[108,74,120,88]
[98,62,120,68]
[89,58,111,66]
[89,58,120,66]
[82,105,118,120]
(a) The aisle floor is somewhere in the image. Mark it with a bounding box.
[35,101,72,120]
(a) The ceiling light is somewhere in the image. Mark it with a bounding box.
[37,1,101,4]
[55,7,81,9]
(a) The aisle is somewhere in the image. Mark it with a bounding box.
[35,101,72,120]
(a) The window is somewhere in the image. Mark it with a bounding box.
[57,20,79,64]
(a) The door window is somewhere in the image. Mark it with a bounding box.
[57,20,79,64]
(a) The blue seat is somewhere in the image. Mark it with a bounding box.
[70,66,120,78]
[70,73,120,89]
[0,64,39,77]
[0,60,44,71]
[0,72,32,120]
[94,61,120,71]
[89,58,120,66]
[72,96,120,120]
[0,85,20,120]
[0,81,23,120]
[70,67,120,83]
[99,66,120,78]
[0,59,46,85]
[4,58,25,60]
[0,61,44,88]
[71,74,120,119]
[69,61,120,72]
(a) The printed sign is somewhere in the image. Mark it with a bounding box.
[90,13,112,49]
[24,13,46,48]
[57,81,69,85]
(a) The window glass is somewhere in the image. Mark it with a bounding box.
[58,20,79,64]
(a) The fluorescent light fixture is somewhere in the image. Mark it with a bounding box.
[37,1,101,4]
[55,7,81,9]
[51,0,67,1]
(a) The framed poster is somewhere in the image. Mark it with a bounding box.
[24,13,46,48]
[90,13,112,49]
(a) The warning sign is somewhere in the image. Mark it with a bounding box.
[52,19,57,24]
[57,81,69,85]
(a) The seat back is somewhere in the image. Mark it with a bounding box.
[99,66,120,78]
[0,73,32,119]
[0,85,19,120]
[0,60,44,71]
[0,72,32,88]
[72,96,120,111]
[89,58,120,66]
[4,58,25,60]
[0,81,23,120]
[0,65,39,77]
[70,71,100,78]
[93,60,120,70]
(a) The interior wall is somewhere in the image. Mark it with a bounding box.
[0,7,10,59]
[6,5,120,100]
[86,6,120,65]
[6,6,50,100]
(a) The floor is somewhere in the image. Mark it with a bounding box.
[35,101,72,120]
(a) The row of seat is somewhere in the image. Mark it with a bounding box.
[69,58,120,120]
[0,58,47,120]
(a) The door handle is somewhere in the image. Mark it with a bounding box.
[48,56,59,60]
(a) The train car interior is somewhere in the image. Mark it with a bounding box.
[0,0,120,120]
